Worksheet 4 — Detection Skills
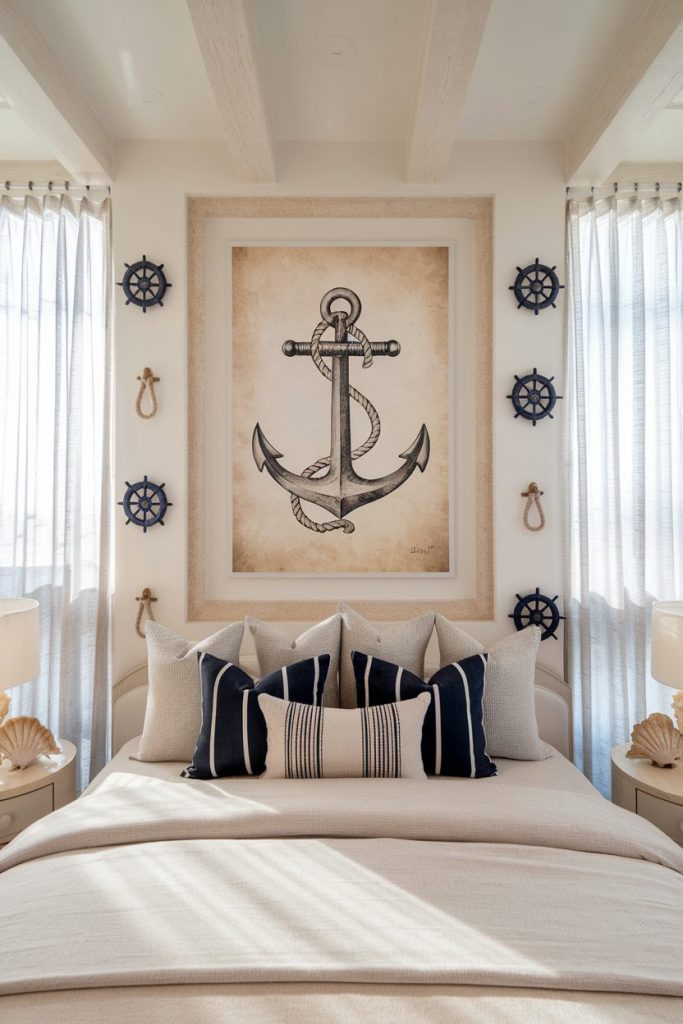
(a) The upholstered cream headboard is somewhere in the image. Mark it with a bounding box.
[112,658,572,761]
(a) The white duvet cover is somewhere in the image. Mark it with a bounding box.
[0,743,681,1023]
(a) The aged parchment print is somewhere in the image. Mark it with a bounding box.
[232,246,450,574]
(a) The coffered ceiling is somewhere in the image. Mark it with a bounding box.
[0,0,681,184]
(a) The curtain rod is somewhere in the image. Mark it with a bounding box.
[3,180,111,194]
[566,181,682,196]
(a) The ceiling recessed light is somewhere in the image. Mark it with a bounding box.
[319,34,356,71]
[521,85,545,107]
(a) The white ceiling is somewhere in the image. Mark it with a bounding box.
[19,0,223,141]
[250,0,429,143]
[1,0,682,173]
[456,0,649,141]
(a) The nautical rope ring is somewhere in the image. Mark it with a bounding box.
[320,287,361,328]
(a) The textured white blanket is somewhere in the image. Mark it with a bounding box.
[0,774,681,1001]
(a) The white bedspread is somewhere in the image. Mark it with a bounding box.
[0,749,681,1022]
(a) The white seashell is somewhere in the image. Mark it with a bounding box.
[0,716,61,771]
[0,691,9,727]
[627,713,683,768]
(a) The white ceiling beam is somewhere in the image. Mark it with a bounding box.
[186,0,276,183]
[406,0,491,183]
[0,0,112,183]
[567,0,683,184]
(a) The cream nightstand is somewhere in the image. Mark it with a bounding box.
[612,743,683,847]
[0,740,76,847]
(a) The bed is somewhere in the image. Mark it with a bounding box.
[0,659,681,1023]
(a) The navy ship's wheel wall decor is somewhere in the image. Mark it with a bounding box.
[507,367,562,425]
[118,476,172,532]
[117,255,171,312]
[509,588,565,641]
[509,258,564,315]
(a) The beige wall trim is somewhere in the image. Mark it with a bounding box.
[187,196,493,622]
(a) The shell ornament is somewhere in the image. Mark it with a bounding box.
[0,717,61,771]
[0,691,9,727]
[626,713,683,768]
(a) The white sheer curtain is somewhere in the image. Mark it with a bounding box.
[0,194,113,788]
[565,194,683,795]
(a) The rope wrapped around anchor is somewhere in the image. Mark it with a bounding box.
[290,309,379,534]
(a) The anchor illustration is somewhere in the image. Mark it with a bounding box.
[252,287,430,534]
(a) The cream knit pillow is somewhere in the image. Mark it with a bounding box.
[259,692,430,779]
[135,620,244,762]
[338,603,435,708]
[246,614,342,707]
[434,617,547,760]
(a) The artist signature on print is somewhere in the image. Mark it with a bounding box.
[409,544,436,556]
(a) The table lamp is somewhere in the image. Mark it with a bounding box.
[0,598,60,771]
[627,602,683,768]
[652,601,683,729]
[0,598,40,708]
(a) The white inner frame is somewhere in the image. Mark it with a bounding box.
[203,217,475,600]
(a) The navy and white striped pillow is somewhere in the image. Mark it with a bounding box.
[352,651,496,778]
[258,692,430,779]
[182,652,329,779]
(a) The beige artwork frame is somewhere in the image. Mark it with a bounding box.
[187,196,493,622]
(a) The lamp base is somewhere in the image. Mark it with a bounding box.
[0,690,9,726]
[672,690,683,734]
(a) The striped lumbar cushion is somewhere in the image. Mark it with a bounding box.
[352,651,496,778]
[258,692,430,779]
[182,653,329,779]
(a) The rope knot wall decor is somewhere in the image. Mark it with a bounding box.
[135,587,157,638]
[521,482,545,532]
[135,367,160,419]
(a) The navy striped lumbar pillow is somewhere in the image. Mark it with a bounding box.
[182,652,329,779]
[352,651,496,778]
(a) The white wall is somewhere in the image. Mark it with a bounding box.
[112,139,567,679]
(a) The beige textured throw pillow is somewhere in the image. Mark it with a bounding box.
[247,614,342,707]
[259,692,430,779]
[434,617,547,760]
[338,603,435,707]
[135,620,244,762]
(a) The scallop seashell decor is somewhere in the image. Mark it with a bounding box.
[0,716,61,771]
[0,690,9,727]
[626,713,683,768]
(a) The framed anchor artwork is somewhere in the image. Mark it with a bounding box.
[187,197,493,621]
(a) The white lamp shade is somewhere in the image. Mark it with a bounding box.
[0,598,40,687]
[651,601,683,690]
